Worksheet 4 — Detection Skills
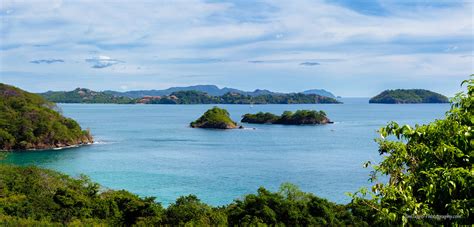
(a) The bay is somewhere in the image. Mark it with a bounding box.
[3,98,449,206]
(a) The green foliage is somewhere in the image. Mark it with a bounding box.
[165,195,227,225]
[145,91,342,104]
[369,89,449,104]
[0,83,93,151]
[351,76,473,225]
[171,90,217,104]
[40,88,135,104]
[0,164,368,226]
[227,183,365,226]
[98,190,163,225]
[190,106,238,129]
[241,112,280,124]
[242,110,331,125]
[41,88,342,104]
[218,92,340,104]
[0,164,162,225]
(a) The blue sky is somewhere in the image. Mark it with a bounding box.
[0,0,472,97]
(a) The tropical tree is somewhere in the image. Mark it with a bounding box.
[350,76,473,225]
[165,195,227,225]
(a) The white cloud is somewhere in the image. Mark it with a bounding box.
[85,55,124,68]
[0,0,472,96]
[445,45,459,52]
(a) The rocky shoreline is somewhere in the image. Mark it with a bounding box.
[23,141,94,152]
[1,136,94,152]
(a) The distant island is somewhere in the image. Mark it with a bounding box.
[242,110,333,125]
[190,107,240,129]
[301,89,337,98]
[40,87,341,104]
[0,84,93,151]
[369,89,449,104]
[104,85,338,99]
[41,88,135,104]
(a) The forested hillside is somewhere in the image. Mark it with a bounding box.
[0,84,93,150]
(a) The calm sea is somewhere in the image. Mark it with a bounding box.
[3,98,449,206]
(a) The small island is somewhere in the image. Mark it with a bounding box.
[190,107,239,129]
[0,83,93,151]
[369,89,449,104]
[241,110,333,125]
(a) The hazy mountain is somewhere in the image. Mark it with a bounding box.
[301,89,336,99]
[104,85,241,98]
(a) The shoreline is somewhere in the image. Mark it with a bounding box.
[1,142,94,152]
[53,102,344,105]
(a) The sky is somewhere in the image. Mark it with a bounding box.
[0,0,472,97]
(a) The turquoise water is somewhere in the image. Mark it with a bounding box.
[3,98,449,206]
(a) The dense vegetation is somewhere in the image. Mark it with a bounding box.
[242,110,332,125]
[41,88,135,104]
[145,90,216,104]
[0,84,93,151]
[226,183,364,226]
[217,92,340,104]
[351,76,473,225]
[0,164,367,226]
[369,89,449,104]
[41,89,341,104]
[136,91,341,104]
[190,106,239,129]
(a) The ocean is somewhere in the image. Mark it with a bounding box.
[3,98,449,206]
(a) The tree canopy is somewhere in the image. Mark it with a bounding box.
[40,89,342,104]
[0,84,93,151]
[242,110,332,125]
[351,76,473,225]
[190,106,239,129]
[0,164,369,226]
[369,89,449,104]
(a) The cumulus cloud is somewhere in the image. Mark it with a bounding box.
[85,55,124,68]
[30,59,64,64]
